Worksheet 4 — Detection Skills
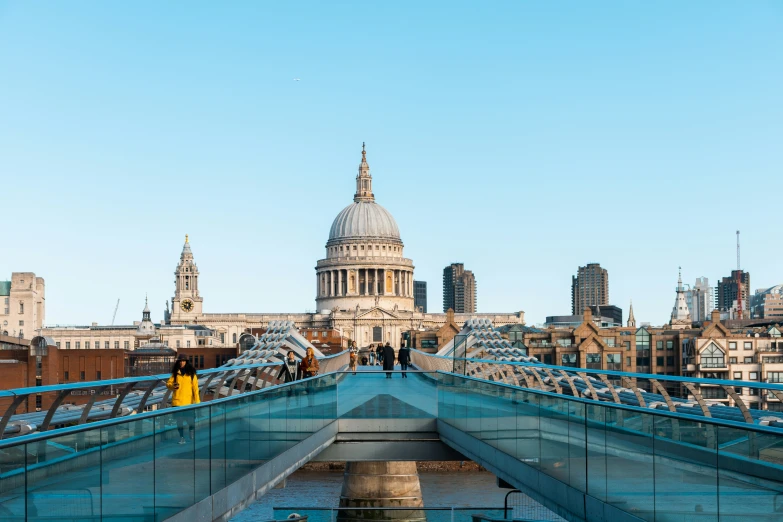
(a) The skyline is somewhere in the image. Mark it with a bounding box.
[1,2,781,326]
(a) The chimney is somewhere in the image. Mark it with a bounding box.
[710,309,721,325]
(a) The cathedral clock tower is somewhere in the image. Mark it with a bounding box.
[171,234,203,321]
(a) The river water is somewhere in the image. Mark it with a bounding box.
[231,470,562,522]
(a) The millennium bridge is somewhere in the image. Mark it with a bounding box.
[1,321,782,521]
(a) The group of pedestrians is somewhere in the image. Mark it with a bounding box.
[165,340,410,445]
[348,341,411,378]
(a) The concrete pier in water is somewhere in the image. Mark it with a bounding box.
[338,461,426,521]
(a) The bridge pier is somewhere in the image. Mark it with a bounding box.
[338,461,426,521]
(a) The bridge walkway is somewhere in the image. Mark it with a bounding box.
[0,369,781,521]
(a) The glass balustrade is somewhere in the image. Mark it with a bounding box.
[0,370,782,521]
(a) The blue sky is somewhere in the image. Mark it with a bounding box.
[1,1,781,327]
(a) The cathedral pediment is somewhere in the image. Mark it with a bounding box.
[356,307,401,320]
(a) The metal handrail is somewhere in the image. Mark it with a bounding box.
[440,370,783,437]
[0,350,350,438]
[411,349,783,391]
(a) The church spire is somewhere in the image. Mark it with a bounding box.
[671,266,692,328]
[627,299,636,328]
[354,142,375,202]
[181,234,192,258]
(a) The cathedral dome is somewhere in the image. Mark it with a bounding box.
[328,201,400,243]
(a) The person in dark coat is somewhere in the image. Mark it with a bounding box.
[278,351,301,383]
[382,342,395,378]
[398,343,411,378]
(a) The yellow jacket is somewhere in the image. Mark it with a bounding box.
[166,371,201,406]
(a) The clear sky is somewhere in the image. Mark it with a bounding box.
[1,1,781,328]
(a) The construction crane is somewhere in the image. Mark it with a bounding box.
[111,299,120,326]
[736,231,743,320]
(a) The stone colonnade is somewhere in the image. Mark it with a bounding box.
[319,268,413,298]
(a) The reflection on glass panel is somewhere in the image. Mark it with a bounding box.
[27,431,102,522]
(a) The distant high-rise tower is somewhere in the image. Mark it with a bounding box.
[716,270,750,319]
[685,277,714,322]
[571,263,608,315]
[443,263,477,313]
[414,281,428,312]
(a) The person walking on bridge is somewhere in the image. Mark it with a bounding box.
[398,343,411,379]
[278,351,301,383]
[376,344,384,366]
[349,342,358,375]
[300,347,320,378]
[368,344,376,366]
[382,342,395,379]
[166,355,200,445]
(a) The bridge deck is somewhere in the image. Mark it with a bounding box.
[0,369,781,522]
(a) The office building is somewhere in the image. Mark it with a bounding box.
[716,270,751,319]
[751,285,783,320]
[413,281,427,312]
[571,263,608,315]
[443,263,477,313]
[686,277,714,322]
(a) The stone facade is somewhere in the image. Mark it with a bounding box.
[0,272,45,338]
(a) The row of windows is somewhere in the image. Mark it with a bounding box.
[57,341,130,350]
[332,244,400,254]
[729,342,754,350]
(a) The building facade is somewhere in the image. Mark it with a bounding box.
[571,263,608,315]
[0,272,45,338]
[716,270,751,319]
[442,263,477,313]
[414,280,427,312]
[685,276,714,322]
[751,284,783,320]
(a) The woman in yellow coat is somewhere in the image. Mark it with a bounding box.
[166,355,200,444]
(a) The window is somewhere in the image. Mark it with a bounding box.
[124,341,129,349]
[96,371,101,380]
[602,338,615,347]
[19,302,24,314]
[744,342,752,350]
[543,354,553,365]
[626,356,632,366]
[666,356,674,366]
[656,341,663,350]
[372,326,382,342]
[556,338,572,347]
[322,331,327,338]
[187,340,191,348]
[729,357,737,363]
[36,378,41,387]
[744,356,754,364]
[220,333,225,343]
[176,340,181,348]
[729,342,737,350]
[561,353,577,367]
[233,333,237,343]
[64,371,69,380]
[35,395,41,411]
[768,372,783,384]
[105,341,109,349]
[606,353,621,370]
[18,320,24,326]
[625,341,631,351]
[656,356,664,367]
[733,372,742,379]
[749,372,758,380]
[748,388,759,396]
[65,342,71,349]
[85,342,90,349]
[56,342,61,348]
[700,343,725,368]
[701,388,727,400]
[586,353,601,369]
[114,341,119,349]
[666,340,673,350]
[80,371,85,380]
[75,341,80,349]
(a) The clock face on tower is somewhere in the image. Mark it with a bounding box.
[180,299,194,312]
